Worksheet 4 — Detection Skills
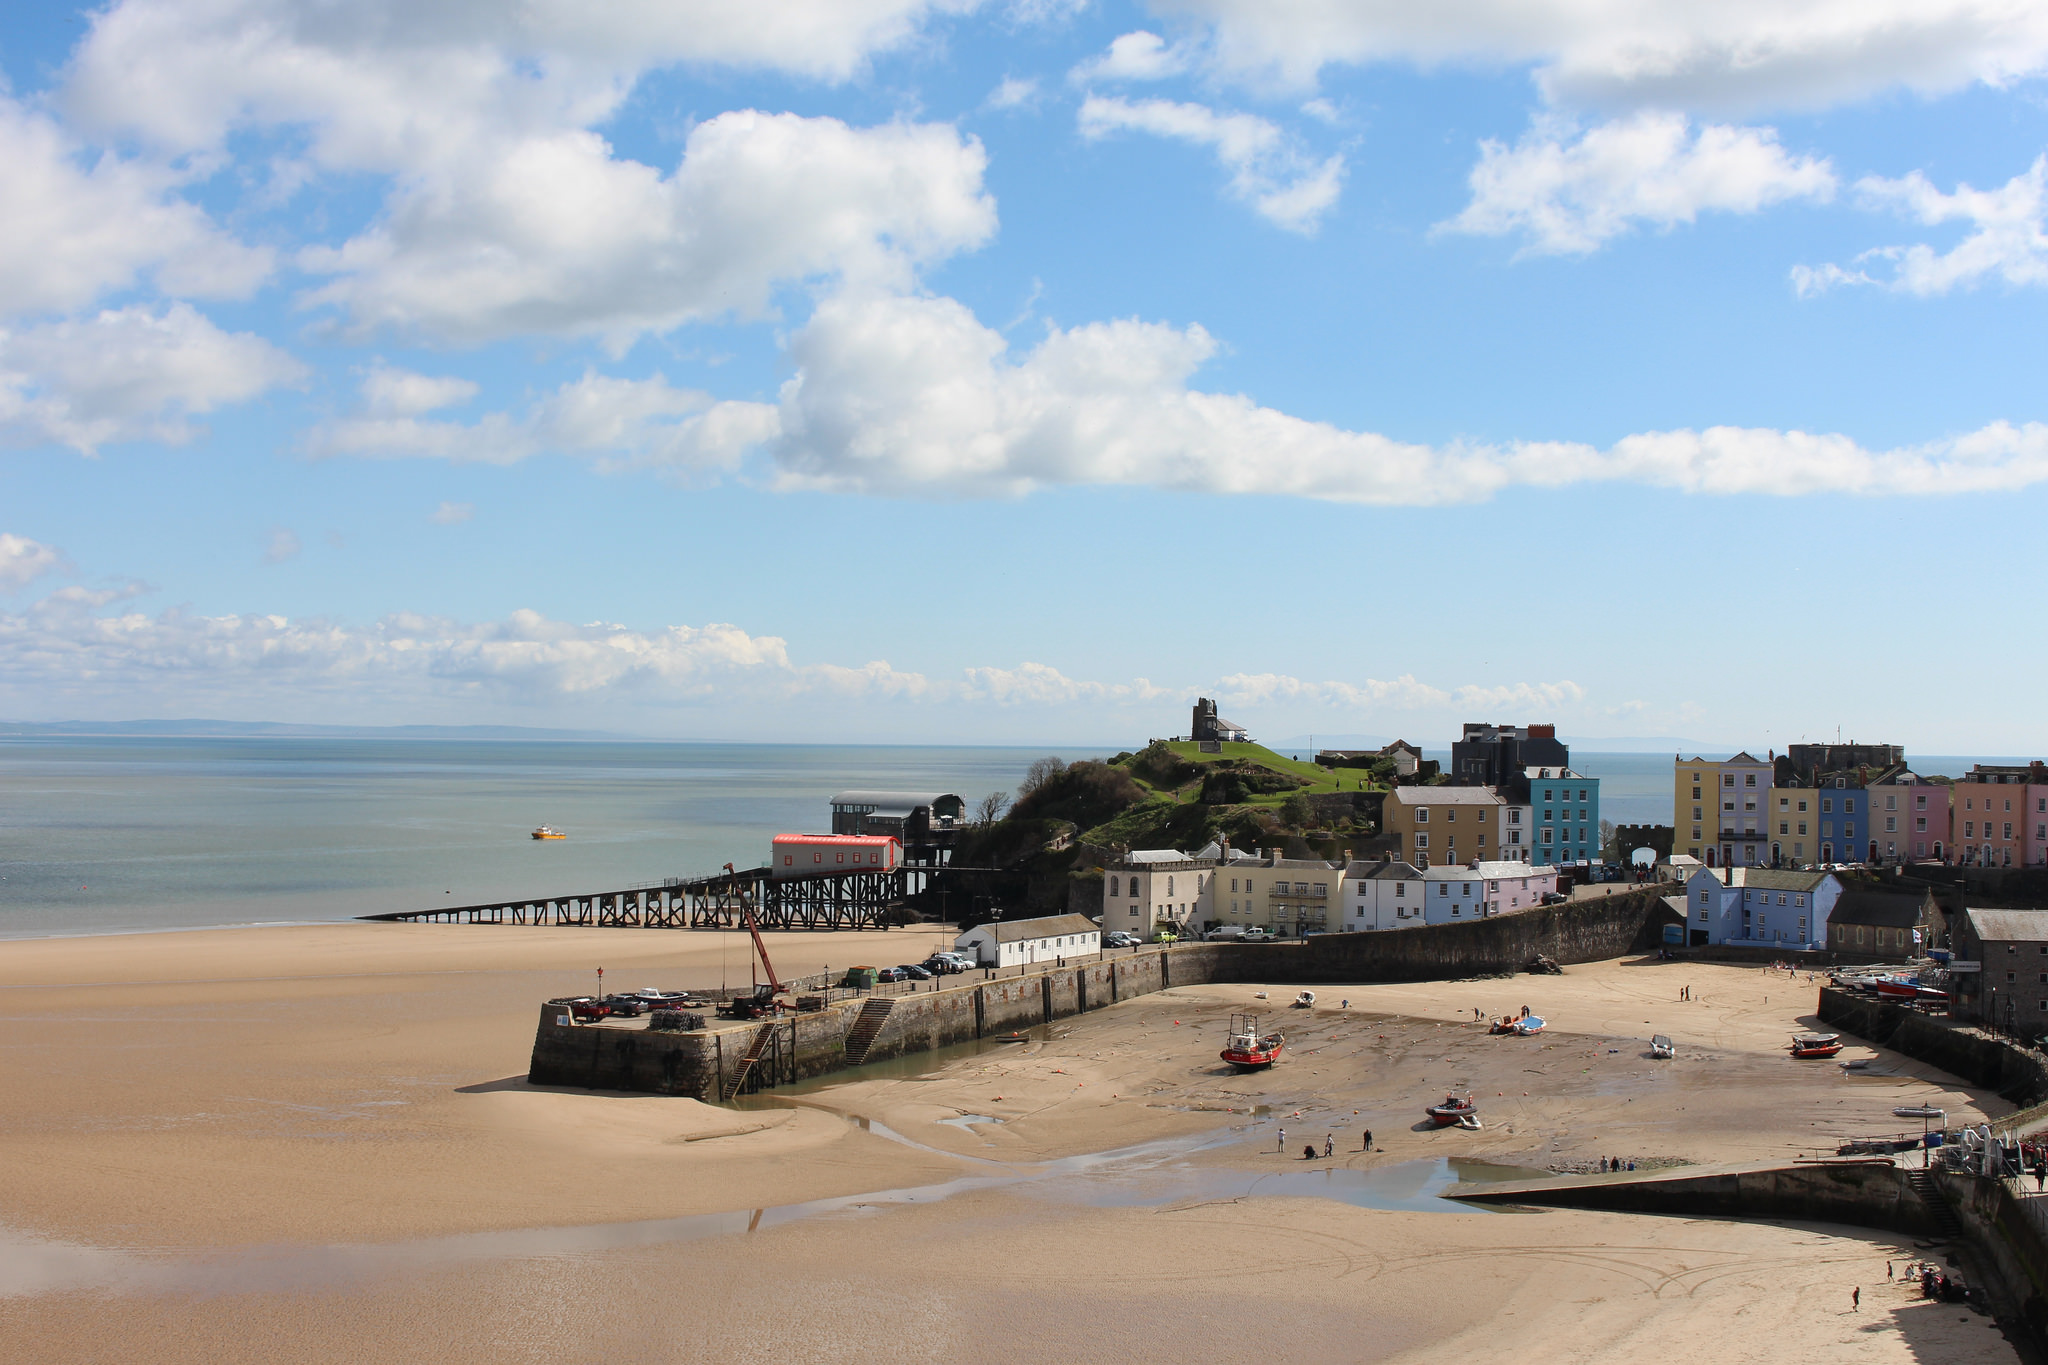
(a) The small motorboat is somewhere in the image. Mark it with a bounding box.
[1513,1014,1546,1036]
[1426,1094,1477,1126]
[1291,991,1316,1009]
[1839,1057,1871,1070]
[1650,1034,1675,1059]
[531,826,566,840]
[1220,1013,1285,1070]
[1894,1105,1947,1120]
[1789,1032,1844,1059]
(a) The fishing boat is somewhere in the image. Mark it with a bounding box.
[1650,1034,1675,1059]
[531,826,566,840]
[1789,1032,1844,1059]
[1219,1013,1284,1070]
[1426,1094,1477,1126]
[1875,976,1920,1001]
[1894,1105,1947,1120]
[1291,991,1316,1009]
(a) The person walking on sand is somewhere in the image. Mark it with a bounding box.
[1325,1134,1334,1158]
[1852,1286,1860,1311]
[1277,1126,1286,1154]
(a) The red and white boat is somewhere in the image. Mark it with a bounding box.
[1789,1032,1844,1059]
[1220,1013,1284,1070]
[1426,1094,1477,1126]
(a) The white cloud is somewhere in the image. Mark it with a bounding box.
[262,528,302,565]
[61,4,997,347]
[308,370,778,476]
[296,111,996,345]
[1444,112,1836,254]
[1793,155,2048,297]
[763,290,2048,503]
[0,95,269,318]
[986,76,1041,110]
[1145,0,2048,112]
[0,582,1580,728]
[0,304,306,454]
[1078,95,1345,232]
[362,366,479,418]
[0,535,65,591]
[1070,30,1198,84]
[430,501,475,525]
[1215,672,1586,713]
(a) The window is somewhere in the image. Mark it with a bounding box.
[1446,808,1457,821]
[1543,788,1554,801]
[1917,818,1927,832]
[1461,882,1472,896]
[1167,876,1174,894]
[1109,877,1119,897]
[1510,809,1522,825]
[1778,894,1787,905]
[783,855,793,866]
[1229,878,1237,893]
[1415,808,1429,823]
[814,852,823,863]
[1778,798,1789,811]
[1745,774,1757,787]
[1967,822,1976,838]
[1724,801,1735,812]
[1692,786,1702,799]
[1439,883,1449,896]
[1725,774,1735,787]
[1822,798,1833,813]
[1297,882,1311,894]
[1395,883,1405,897]
[1489,881,1500,892]
[1798,800,1807,812]
[2005,823,2014,840]
[1845,798,1856,813]
[1578,789,1588,801]
[1779,822,1789,835]
[1885,816,1896,832]
[1698,892,1710,906]
[1794,895,1804,907]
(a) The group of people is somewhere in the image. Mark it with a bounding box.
[1600,1156,1634,1172]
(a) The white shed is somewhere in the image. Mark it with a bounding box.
[954,913,1102,968]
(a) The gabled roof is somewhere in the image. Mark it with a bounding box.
[1266,857,1344,870]
[1385,786,1502,806]
[1344,859,1422,880]
[1725,751,1767,765]
[1963,908,2048,943]
[1739,868,1836,893]
[1828,890,1930,928]
[966,913,1100,943]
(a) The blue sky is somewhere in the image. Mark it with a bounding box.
[3,0,2047,750]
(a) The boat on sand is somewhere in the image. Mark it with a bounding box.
[1219,1013,1284,1070]
[1789,1032,1843,1059]
[1426,1094,1477,1126]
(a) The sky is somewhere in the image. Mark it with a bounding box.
[2,0,2047,751]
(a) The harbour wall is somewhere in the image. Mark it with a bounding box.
[1457,1160,1939,1237]
[528,886,1674,1101]
[1940,1171,2048,1343]
[1817,988,2048,1106]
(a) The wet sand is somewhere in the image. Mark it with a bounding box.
[0,924,2021,1362]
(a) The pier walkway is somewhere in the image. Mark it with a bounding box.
[364,863,916,932]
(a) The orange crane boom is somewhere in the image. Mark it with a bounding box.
[726,863,785,995]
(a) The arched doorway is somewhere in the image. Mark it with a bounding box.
[1822,843,1834,863]
[1772,842,1782,866]
[1705,847,1716,867]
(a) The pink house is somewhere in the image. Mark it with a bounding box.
[1951,762,2048,868]
[1866,769,1950,864]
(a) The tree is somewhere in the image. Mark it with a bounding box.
[1280,793,1314,830]
[974,791,1011,826]
[1017,755,1068,799]
[1599,818,1617,859]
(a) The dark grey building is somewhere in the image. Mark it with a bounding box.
[1450,723,1567,800]
[1950,907,2048,1027]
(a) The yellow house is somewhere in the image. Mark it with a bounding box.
[1382,786,1512,869]
[1766,785,1818,867]
[1673,757,1721,861]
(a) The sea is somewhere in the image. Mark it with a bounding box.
[0,737,2002,939]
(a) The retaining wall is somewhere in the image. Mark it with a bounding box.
[1818,988,2048,1106]
[1458,1160,1938,1236]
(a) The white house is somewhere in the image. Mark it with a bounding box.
[1681,867,1839,949]
[1103,848,1226,935]
[1417,862,1556,926]
[955,913,1101,967]
[1339,857,1426,930]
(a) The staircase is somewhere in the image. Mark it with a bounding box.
[720,1022,779,1102]
[1906,1168,1966,1241]
[843,997,897,1066]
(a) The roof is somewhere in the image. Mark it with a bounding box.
[1828,890,1930,928]
[772,833,899,846]
[1265,857,1344,870]
[1385,786,1503,806]
[1523,766,1589,780]
[1421,861,1551,881]
[1344,859,1422,880]
[828,790,962,812]
[973,913,1100,943]
[1740,868,1836,893]
[1125,848,1200,864]
[1659,854,1704,867]
[1962,908,2048,943]
[1726,752,1767,765]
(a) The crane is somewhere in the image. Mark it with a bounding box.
[718,863,789,1019]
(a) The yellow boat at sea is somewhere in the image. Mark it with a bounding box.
[531,826,566,840]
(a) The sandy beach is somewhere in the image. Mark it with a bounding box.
[0,923,2022,1362]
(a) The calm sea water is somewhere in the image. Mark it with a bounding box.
[0,738,1087,939]
[0,738,2001,939]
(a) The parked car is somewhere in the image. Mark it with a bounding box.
[1103,931,1141,948]
[897,963,933,980]
[1204,925,1245,941]
[1541,891,1569,905]
[600,994,650,1016]
[548,996,610,1022]
[1241,927,1276,941]
[1149,929,1179,944]
[876,966,911,983]
[920,955,962,974]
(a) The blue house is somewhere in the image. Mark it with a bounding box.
[1682,866,1840,948]
[1815,770,1869,865]
[1526,766,1601,867]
